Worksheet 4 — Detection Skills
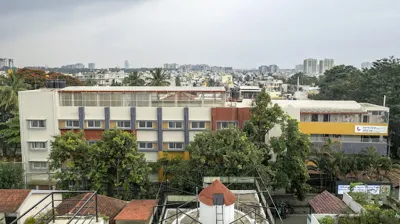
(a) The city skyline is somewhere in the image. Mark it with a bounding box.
[1,0,399,68]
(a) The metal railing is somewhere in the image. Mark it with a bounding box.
[10,191,98,224]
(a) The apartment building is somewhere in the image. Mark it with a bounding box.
[18,86,389,187]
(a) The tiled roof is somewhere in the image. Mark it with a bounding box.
[0,189,31,213]
[114,200,158,221]
[57,193,127,224]
[199,180,237,206]
[309,191,346,214]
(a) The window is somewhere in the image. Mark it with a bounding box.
[311,114,319,122]
[116,121,131,129]
[139,142,154,149]
[32,162,47,170]
[65,120,79,128]
[371,111,381,115]
[87,120,102,128]
[216,121,237,130]
[362,115,369,123]
[30,142,46,150]
[192,121,205,129]
[168,142,184,150]
[168,121,183,129]
[30,120,46,128]
[323,114,330,122]
[138,121,153,128]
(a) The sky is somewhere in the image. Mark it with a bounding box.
[1,0,399,69]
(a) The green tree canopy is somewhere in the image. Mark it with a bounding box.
[0,112,21,157]
[0,70,27,111]
[272,118,311,200]
[90,129,151,199]
[123,71,145,86]
[286,72,318,86]
[161,127,266,192]
[146,68,170,86]
[48,131,92,191]
[175,76,181,86]
[0,160,24,189]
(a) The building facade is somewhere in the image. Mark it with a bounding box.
[124,60,129,69]
[303,58,318,74]
[19,87,389,187]
[88,63,96,70]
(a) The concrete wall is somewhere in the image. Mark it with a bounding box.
[19,90,59,176]
[342,192,363,213]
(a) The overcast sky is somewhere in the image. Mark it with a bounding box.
[1,0,399,69]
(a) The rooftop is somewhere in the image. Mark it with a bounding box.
[198,179,237,206]
[309,191,347,214]
[114,200,158,221]
[0,189,31,213]
[58,86,226,92]
[57,193,127,224]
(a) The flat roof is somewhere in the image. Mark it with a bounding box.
[359,103,389,111]
[59,86,226,92]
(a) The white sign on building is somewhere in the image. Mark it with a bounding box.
[354,125,387,134]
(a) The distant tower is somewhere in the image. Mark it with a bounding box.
[124,60,129,69]
[198,180,237,224]
[8,59,14,68]
[88,63,96,70]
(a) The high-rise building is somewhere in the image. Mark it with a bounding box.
[319,60,325,74]
[164,63,179,70]
[88,63,95,70]
[324,59,334,71]
[269,65,279,73]
[361,62,373,69]
[0,58,14,68]
[258,65,269,74]
[124,60,129,69]
[303,58,318,74]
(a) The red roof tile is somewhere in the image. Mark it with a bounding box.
[309,191,346,214]
[56,193,127,224]
[0,189,31,213]
[114,200,158,221]
[199,180,237,206]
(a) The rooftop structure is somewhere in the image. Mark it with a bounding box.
[309,191,347,214]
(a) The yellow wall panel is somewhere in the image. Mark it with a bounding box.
[58,120,66,128]
[205,122,210,129]
[110,121,116,129]
[299,122,388,136]
[162,143,169,150]
[162,122,169,129]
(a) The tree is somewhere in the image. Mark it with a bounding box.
[123,72,145,86]
[146,68,170,86]
[0,112,20,157]
[207,79,216,87]
[48,131,92,191]
[249,88,285,143]
[0,70,27,111]
[90,129,151,200]
[48,72,83,86]
[161,127,266,192]
[15,68,47,89]
[272,118,311,200]
[286,72,318,86]
[0,160,24,189]
[84,79,97,86]
[175,76,181,86]
[312,65,363,101]
[110,80,122,86]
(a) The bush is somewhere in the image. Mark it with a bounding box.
[319,216,334,224]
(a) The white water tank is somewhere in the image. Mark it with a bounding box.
[198,180,237,224]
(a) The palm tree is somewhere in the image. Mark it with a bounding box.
[146,68,170,86]
[0,70,26,111]
[123,72,145,86]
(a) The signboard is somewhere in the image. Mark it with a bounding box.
[354,125,387,134]
[337,184,391,195]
